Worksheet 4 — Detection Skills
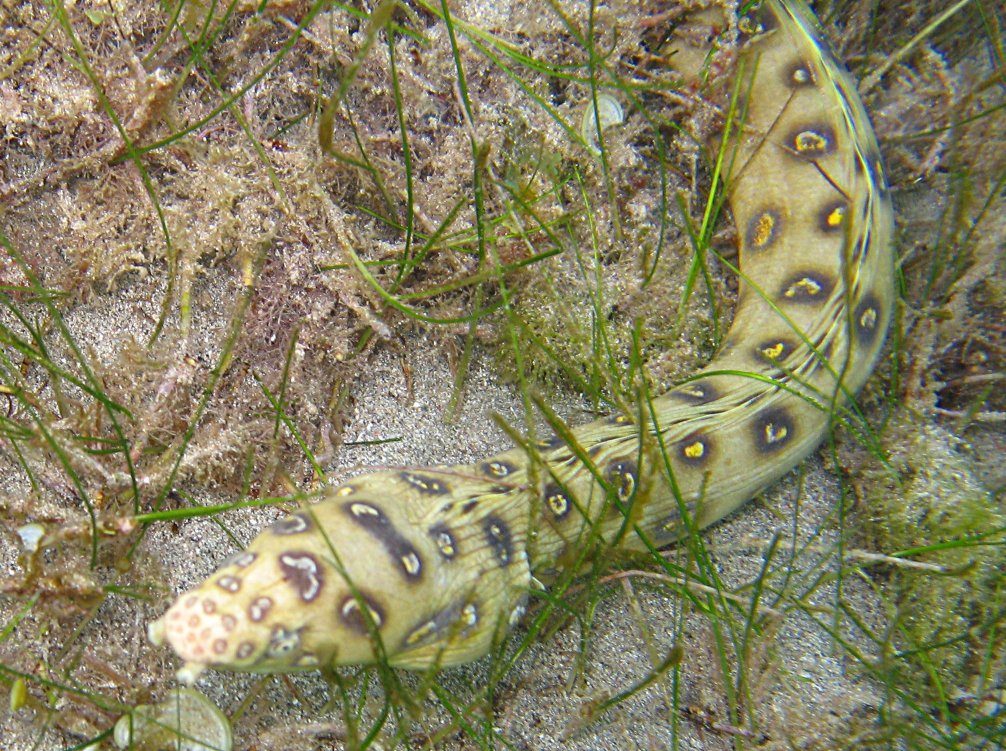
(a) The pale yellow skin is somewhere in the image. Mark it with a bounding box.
[149,0,895,682]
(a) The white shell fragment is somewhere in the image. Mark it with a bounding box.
[113,688,232,751]
[580,92,624,155]
[16,523,45,553]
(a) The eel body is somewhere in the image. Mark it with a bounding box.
[149,0,894,682]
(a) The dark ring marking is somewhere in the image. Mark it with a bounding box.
[785,60,816,88]
[216,575,241,593]
[248,596,273,623]
[266,625,302,659]
[543,483,572,520]
[461,602,478,630]
[669,381,719,405]
[745,209,781,251]
[339,592,385,635]
[780,271,833,304]
[269,512,313,536]
[279,552,324,602]
[228,551,257,568]
[483,515,513,567]
[480,460,516,478]
[854,293,882,347]
[677,433,712,466]
[607,413,632,426]
[818,201,848,233]
[752,407,795,454]
[754,338,795,364]
[537,434,564,450]
[236,642,256,660]
[343,501,424,581]
[605,460,638,503]
[429,523,458,559]
[400,471,449,495]
[786,124,837,160]
[403,599,479,648]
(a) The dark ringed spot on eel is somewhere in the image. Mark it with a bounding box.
[677,433,712,466]
[400,471,449,495]
[339,593,385,635]
[745,209,781,251]
[461,603,478,629]
[216,576,241,593]
[429,523,458,559]
[755,338,795,364]
[854,293,882,347]
[483,515,513,566]
[818,201,848,233]
[752,407,795,454]
[236,642,255,660]
[228,551,256,568]
[779,272,833,304]
[669,381,719,405]
[342,501,424,581]
[480,460,516,478]
[543,483,572,520]
[786,124,837,159]
[537,435,564,450]
[269,512,313,536]
[249,596,273,622]
[605,460,638,503]
[403,599,479,648]
[278,552,324,602]
[785,60,816,88]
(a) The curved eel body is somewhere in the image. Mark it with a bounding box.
[149,0,894,681]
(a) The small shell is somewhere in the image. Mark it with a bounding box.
[113,688,232,751]
[580,93,624,155]
[16,523,45,553]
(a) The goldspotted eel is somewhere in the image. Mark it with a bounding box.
[149,0,894,682]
